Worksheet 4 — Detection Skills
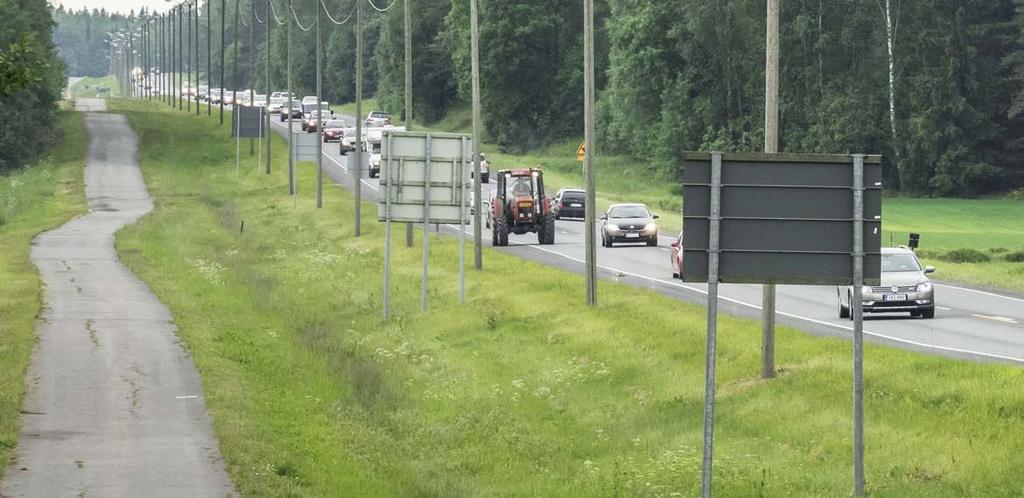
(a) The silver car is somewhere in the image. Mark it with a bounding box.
[838,246,936,319]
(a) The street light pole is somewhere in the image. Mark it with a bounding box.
[265,0,271,174]
[404,0,414,248]
[470,0,482,269]
[583,0,597,306]
[315,0,323,208]
[220,0,226,123]
[287,0,295,196]
[354,0,363,232]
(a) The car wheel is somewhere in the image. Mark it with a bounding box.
[921,307,935,319]
[848,292,855,320]
[647,236,658,247]
[839,300,850,319]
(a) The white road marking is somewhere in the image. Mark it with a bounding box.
[971,314,1020,325]
[936,306,953,311]
[174,395,199,400]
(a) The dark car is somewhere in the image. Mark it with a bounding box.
[322,119,346,142]
[280,100,302,122]
[600,203,659,247]
[670,231,684,278]
[552,188,586,219]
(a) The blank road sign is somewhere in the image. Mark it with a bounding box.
[233,106,266,138]
[682,152,883,285]
[378,131,473,224]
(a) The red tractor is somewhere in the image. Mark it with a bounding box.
[491,167,555,246]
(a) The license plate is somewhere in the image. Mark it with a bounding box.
[570,203,582,207]
[883,294,907,302]
[626,233,640,238]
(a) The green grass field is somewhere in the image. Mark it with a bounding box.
[0,112,88,478]
[104,98,1024,497]
[70,76,119,98]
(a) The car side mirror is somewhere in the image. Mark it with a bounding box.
[653,214,660,219]
[924,266,935,274]
[599,215,608,220]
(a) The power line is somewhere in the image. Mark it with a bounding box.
[366,0,397,13]
[267,0,287,25]
[291,5,314,31]
[322,0,356,25]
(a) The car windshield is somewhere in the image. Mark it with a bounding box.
[371,112,387,118]
[563,191,585,201]
[881,253,922,272]
[610,205,650,218]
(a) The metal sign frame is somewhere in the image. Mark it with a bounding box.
[381,131,472,318]
[685,152,881,497]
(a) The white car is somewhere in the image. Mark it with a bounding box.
[365,111,391,127]
[267,96,286,114]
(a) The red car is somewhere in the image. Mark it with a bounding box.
[322,119,346,142]
[670,231,684,278]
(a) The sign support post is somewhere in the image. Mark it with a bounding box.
[422,135,432,312]
[852,154,866,496]
[459,137,468,303]
[700,152,722,498]
[383,133,393,319]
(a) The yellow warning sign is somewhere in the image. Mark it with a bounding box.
[576,141,586,161]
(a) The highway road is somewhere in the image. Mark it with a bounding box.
[266,113,1024,366]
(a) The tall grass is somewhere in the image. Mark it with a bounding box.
[109,98,1024,497]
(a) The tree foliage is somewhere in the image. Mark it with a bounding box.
[52,0,1024,195]
[0,0,64,173]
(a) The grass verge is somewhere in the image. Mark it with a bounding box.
[107,98,1024,497]
[0,112,88,476]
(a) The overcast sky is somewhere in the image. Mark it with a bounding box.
[57,0,177,15]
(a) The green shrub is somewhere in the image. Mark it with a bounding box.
[1005,251,1024,263]
[940,248,991,264]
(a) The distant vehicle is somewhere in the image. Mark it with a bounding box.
[267,96,286,114]
[280,100,302,121]
[365,111,391,127]
[484,190,497,229]
[365,126,406,177]
[551,188,585,219]
[301,95,318,106]
[322,119,346,142]
[490,167,555,246]
[302,102,332,132]
[600,203,659,247]
[670,231,684,278]
[837,246,936,319]
[339,127,357,154]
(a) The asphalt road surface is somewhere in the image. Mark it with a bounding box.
[267,115,1024,366]
[2,99,236,497]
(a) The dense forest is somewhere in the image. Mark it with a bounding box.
[0,0,65,173]
[53,0,1024,196]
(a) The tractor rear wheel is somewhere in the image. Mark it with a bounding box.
[494,217,509,246]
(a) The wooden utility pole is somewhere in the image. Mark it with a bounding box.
[315,0,324,208]
[762,0,779,380]
[265,0,271,174]
[220,0,226,123]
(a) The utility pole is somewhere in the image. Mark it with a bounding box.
[195,2,200,116]
[249,0,256,155]
[232,0,240,124]
[287,0,295,196]
[470,0,482,268]
[762,0,779,380]
[265,0,271,174]
[583,0,597,306]
[220,0,226,123]
[404,0,414,248]
[354,0,363,232]
[179,5,184,110]
[315,0,324,208]
[187,1,192,113]
[207,0,212,115]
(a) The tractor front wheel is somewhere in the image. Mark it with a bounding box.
[493,217,509,246]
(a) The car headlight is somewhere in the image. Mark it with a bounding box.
[644,223,657,233]
[606,224,620,233]
[917,281,932,293]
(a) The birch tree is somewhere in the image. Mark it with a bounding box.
[879,0,903,188]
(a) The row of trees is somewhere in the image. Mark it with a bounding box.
[54,0,1024,195]
[0,0,64,173]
